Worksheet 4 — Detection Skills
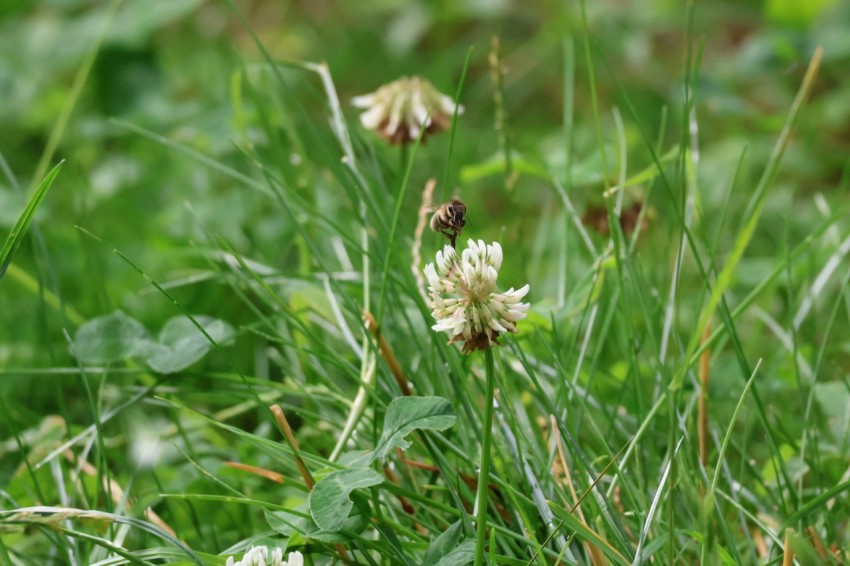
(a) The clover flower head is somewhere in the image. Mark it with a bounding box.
[425,240,530,354]
[352,76,462,145]
[225,546,303,566]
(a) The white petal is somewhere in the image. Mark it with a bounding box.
[462,321,473,340]
[436,246,456,274]
[439,94,461,115]
[502,307,528,322]
[485,306,508,332]
[351,93,375,108]
[487,241,503,270]
[432,318,457,333]
[286,552,304,566]
[424,263,439,286]
[408,122,421,140]
[462,263,477,288]
[360,104,385,129]
[500,284,529,303]
[411,89,429,124]
[386,93,406,136]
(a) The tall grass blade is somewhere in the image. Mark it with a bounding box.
[0,162,63,280]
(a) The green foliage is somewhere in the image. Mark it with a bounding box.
[373,396,457,463]
[3,0,850,564]
[421,521,475,566]
[71,310,150,363]
[0,162,62,279]
[72,311,234,373]
[309,468,385,532]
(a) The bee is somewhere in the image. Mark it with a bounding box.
[429,198,467,248]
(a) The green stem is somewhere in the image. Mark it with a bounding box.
[474,346,496,566]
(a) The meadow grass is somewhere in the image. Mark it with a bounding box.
[1,1,850,565]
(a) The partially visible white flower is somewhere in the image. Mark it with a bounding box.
[425,240,530,354]
[225,546,303,566]
[352,76,462,145]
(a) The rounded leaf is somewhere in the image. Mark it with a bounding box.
[308,467,384,532]
[145,315,234,374]
[72,311,151,364]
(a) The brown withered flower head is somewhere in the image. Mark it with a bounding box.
[352,76,462,145]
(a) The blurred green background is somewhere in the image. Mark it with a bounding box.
[1,0,848,458]
[3,0,850,561]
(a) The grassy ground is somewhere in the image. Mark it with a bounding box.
[2,0,850,564]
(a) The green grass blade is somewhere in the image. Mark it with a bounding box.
[0,162,63,280]
[671,47,823,391]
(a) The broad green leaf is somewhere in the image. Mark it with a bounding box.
[308,467,384,532]
[422,521,475,566]
[145,315,235,374]
[267,497,372,544]
[0,162,62,280]
[373,396,457,462]
[71,311,152,364]
[434,541,475,566]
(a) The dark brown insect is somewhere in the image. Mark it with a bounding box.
[429,198,467,248]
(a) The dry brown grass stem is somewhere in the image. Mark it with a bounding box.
[806,526,828,561]
[223,462,284,483]
[270,404,350,563]
[411,178,436,303]
[363,310,412,396]
[270,404,314,490]
[782,529,794,566]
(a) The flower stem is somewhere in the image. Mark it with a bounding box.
[474,345,496,566]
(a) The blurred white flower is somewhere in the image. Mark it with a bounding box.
[225,546,303,566]
[130,426,163,469]
[352,76,462,145]
[425,240,530,353]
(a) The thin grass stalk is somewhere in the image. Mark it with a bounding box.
[474,346,496,566]
[489,36,513,191]
[698,322,712,468]
[441,47,474,201]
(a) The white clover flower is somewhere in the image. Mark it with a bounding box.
[352,76,462,145]
[225,546,303,566]
[425,240,530,354]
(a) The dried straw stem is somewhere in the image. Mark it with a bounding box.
[364,310,412,395]
[412,178,437,303]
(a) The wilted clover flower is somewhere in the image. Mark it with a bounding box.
[225,546,303,566]
[425,240,530,354]
[352,76,462,145]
